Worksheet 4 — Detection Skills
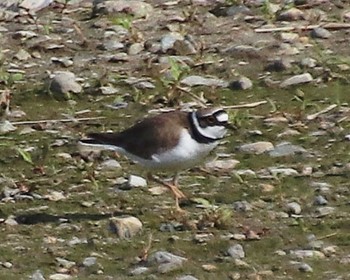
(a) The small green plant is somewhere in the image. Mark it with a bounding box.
[110,15,133,30]
[17,147,34,165]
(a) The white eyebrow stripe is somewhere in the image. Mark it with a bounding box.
[216,112,228,122]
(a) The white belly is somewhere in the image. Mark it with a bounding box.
[122,129,218,171]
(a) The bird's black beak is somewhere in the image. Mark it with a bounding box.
[224,122,237,130]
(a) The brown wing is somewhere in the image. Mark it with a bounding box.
[87,111,190,159]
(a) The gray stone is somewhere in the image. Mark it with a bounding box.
[286,202,301,215]
[56,257,76,269]
[280,73,313,88]
[265,58,292,72]
[239,141,274,155]
[19,0,53,12]
[128,174,147,187]
[129,266,149,276]
[158,261,183,273]
[101,39,124,51]
[31,270,45,280]
[228,76,253,90]
[300,57,317,68]
[93,0,153,19]
[128,43,144,55]
[180,75,228,87]
[314,206,335,217]
[298,262,313,272]
[82,257,97,267]
[277,7,305,21]
[14,49,31,61]
[149,251,187,265]
[227,244,245,259]
[109,216,143,239]
[314,195,328,205]
[311,27,331,39]
[99,159,121,170]
[268,167,299,176]
[290,250,325,259]
[49,71,82,96]
[0,120,16,133]
[205,159,239,171]
[49,274,72,280]
[160,32,184,53]
[268,142,307,157]
[233,201,252,212]
[176,276,199,280]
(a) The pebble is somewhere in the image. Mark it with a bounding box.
[129,266,149,276]
[31,270,45,280]
[277,7,305,21]
[227,244,245,259]
[286,202,302,215]
[239,141,274,154]
[290,250,325,259]
[82,257,97,267]
[311,27,332,39]
[300,57,317,68]
[160,32,184,53]
[128,174,147,187]
[180,75,228,87]
[93,0,153,19]
[109,216,143,239]
[314,195,328,205]
[268,142,307,157]
[176,275,199,280]
[233,201,253,212]
[56,257,76,269]
[314,206,335,217]
[280,73,313,88]
[14,49,31,60]
[2,261,12,268]
[49,274,72,280]
[280,32,299,43]
[298,262,313,272]
[268,167,298,177]
[99,159,121,170]
[205,159,239,171]
[228,76,253,90]
[149,251,187,273]
[49,71,82,97]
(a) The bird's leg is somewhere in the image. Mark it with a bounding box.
[147,173,187,211]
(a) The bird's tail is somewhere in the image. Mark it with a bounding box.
[78,133,120,151]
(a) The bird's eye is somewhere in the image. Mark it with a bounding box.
[207,116,216,124]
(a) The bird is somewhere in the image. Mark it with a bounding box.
[79,107,231,211]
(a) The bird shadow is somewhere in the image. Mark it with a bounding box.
[15,210,131,225]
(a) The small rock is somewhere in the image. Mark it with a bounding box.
[322,245,337,256]
[314,195,328,206]
[280,32,299,43]
[0,120,16,133]
[14,49,31,61]
[99,159,121,170]
[228,76,253,90]
[56,257,76,269]
[286,202,302,215]
[4,216,18,226]
[239,141,274,154]
[93,0,153,19]
[201,264,217,272]
[149,251,187,265]
[2,262,12,268]
[233,201,252,212]
[128,43,144,55]
[205,159,239,171]
[290,250,325,259]
[280,73,313,88]
[44,190,66,201]
[31,270,45,280]
[160,32,184,53]
[227,244,245,259]
[19,0,53,12]
[268,142,307,157]
[314,206,335,217]
[268,167,299,176]
[129,266,149,276]
[300,57,317,68]
[101,39,124,51]
[49,71,82,97]
[277,7,305,21]
[82,257,97,267]
[180,75,228,87]
[298,262,313,272]
[311,27,331,39]
[128,174,147,187]
[109,216,143,239]
[49,274,72,280]
[176,276,199,280]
